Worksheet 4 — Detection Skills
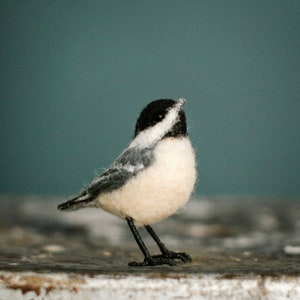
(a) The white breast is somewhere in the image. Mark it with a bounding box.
[97,137,197,226]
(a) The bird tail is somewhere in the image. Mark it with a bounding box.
[57,193,94,211]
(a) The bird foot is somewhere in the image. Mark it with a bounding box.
[159,250,192,263]
[128,251,191,267]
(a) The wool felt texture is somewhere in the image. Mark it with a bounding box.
[58,98,197,226]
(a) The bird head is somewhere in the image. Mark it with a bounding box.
[131,98,187,149]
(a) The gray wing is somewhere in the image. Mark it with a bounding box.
[57,146,153,211]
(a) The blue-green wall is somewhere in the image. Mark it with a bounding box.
[1,1,299,197]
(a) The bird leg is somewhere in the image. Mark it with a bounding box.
[145,224,192,263]
[126,217,191,266]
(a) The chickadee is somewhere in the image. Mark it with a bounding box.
[58,98,197,266]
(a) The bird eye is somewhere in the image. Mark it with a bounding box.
[158,114,163,119]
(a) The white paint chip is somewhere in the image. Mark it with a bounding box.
[284,245,300,255]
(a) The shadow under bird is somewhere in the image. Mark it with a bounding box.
[58,98,197,266]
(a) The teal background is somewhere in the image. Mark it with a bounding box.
[1,1,299,197]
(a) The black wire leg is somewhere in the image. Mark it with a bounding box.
[126,217,178,266]
[145,224,192,263]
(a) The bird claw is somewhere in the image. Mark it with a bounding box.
[155,250,192,263]
[128,256,176,267]
[128,251,191,267]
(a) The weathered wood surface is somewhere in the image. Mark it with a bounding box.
[0,196,299,299]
